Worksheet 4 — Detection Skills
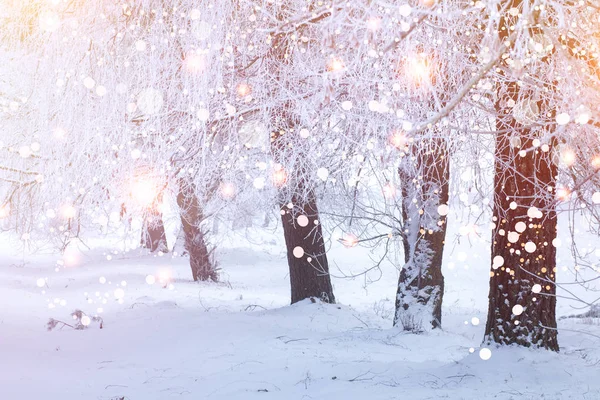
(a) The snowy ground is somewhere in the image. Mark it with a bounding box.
[1,222,600,400]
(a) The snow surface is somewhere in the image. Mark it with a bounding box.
[1,224,599,400]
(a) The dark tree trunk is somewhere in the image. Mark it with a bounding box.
[268,12,336,304]
[484,1,558,351]
[270,116,336,304]
[177,178,217,282]
[139,188,168,253]
[280,187,335,304]
[394,137,449,331]
[270,125,336,304]
[140,207,168,253]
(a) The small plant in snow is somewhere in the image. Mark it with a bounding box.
[372,298,394,320]
[47,309,103,331]
[583,304,600,318]
[398,313,424,334]
[561,304,600,320]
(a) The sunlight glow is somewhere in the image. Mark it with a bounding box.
[132,179,158,207]
[366,18,381,31]
[555,187,571,201]
[405,55,431,86]
[341,233,358,248]
[272,165,287,187]
[327,57,345,72]
[236,83,252,97]
[61,205,76,219]
[184,52,206,74]
[389,131,407,149]
[39,11,60,33]
[220,182,236,199]
[63,248,80,267]
[158,268,172,287]
[591,155,600,169]
[560,148,576,167]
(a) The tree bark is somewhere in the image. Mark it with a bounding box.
[268,12,336,304]
[394,137,449,331]
[140,207,168,252]
[271,124,336,304]
[280,187,335,304]
[177,178,217,282]
[484,1,558,351]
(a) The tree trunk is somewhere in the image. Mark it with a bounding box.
[268,17,336,304]
[140,207,168,252]
[280,187,335,304]
[484,1,558,351]
[270,112,336,304]
[269,109,336,304]
[177,178,217,282]
[394,137,449,331]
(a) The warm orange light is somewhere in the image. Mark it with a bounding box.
[556,187,571,201]
[236,83,252,97]
[389,131,407,149]
[405,55,431,86]
[272,165,287,187]
[561,147,576,167]
[327,58,345,72]
[591,155,600,169]
[341,233,359,248]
